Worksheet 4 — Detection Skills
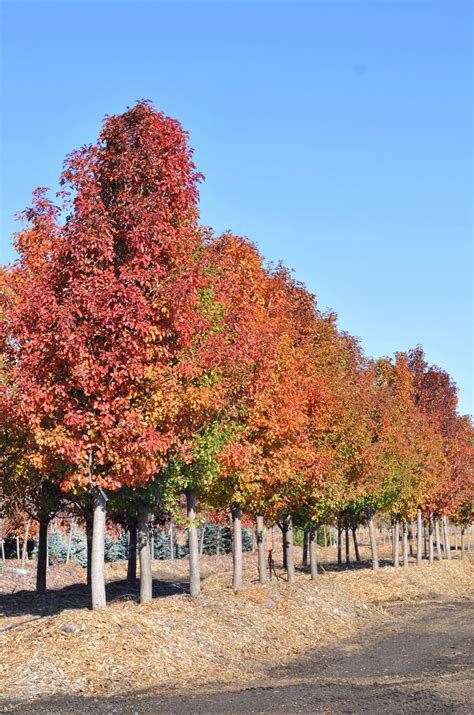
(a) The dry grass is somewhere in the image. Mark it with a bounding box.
[0,551,472,701]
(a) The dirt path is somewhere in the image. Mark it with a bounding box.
[2,597,472,714]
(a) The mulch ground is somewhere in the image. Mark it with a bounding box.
[0,545,472,704]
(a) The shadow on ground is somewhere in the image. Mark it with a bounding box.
[0,577,189,618]
[0,681,459,714]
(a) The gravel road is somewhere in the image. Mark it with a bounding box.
[2,597,473,714]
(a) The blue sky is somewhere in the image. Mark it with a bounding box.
[1,1,472,414]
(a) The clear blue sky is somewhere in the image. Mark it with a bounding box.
[1,1,472,415]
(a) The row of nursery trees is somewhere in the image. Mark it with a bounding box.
[1,101,472,609]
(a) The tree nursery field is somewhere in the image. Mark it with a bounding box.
[1,101,473,713]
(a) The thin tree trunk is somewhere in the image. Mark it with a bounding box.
[15,535,20,561]
[36,519,48,593]
[284,515,295,583]
[351,527,361,562]
[309,526,318,579]
[149,523,154,560]
[345,526,350,565]
[281,522,288,570]
[434,516,442,560]
[393,519,400,567]
[256,515,267,584]
[21,519,31,567]
[91,488,107,610]
[368,516,379,570]
[86,520,93,587]
[216,525,221,556]
[65,517,76,565]
[460,527,465,559]
[169,522,174,560]
[408,524,414,557]
[402,521,409,567]
[440,515,447,554]
[424,523,428,558]
[231,504,243,591]
[138,511,152,604]
[442,515,451,560]
[337,524,342,565]
[0,518,4,562]
[428,514,434,563]
[416,509,423,566]
[302,529,309,567]
[186,489,200,597]
[199,523,206,557]
[127,517,137,582]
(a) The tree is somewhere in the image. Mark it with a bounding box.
[3,101,204,608]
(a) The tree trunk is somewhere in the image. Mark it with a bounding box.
[434,516,442,560]
[65,517,76,564]
[284,515,295,583]
[442,515,451,560]
[169,522,174,560]
[36,519,48,593]
[86,519,93,587]
[199,523,206,557]
[216,525,221,556]
[337,524,342,565]
[309,526,318,579]
[393,519,400,567]
[302,529,309,567]
[345,526,350,565]
[416,509,423,566]
[281,522,288,569]
[149,524,154,560]
[256,515,267,584]
[231,504,243,591]
[454,525,458,552]
[15,535,20,561]
[91,488,107,610]
[351,527,361,562]
[402,521,409,567]
[0,518,4,562]
[428,514,434,563]
[127,517,137,582]
[460,527,465,559]
[186,489,200,597]
[368,516,379,570]
[138,511,152,604]
[21,519,31,567]
[408,523,414,557]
